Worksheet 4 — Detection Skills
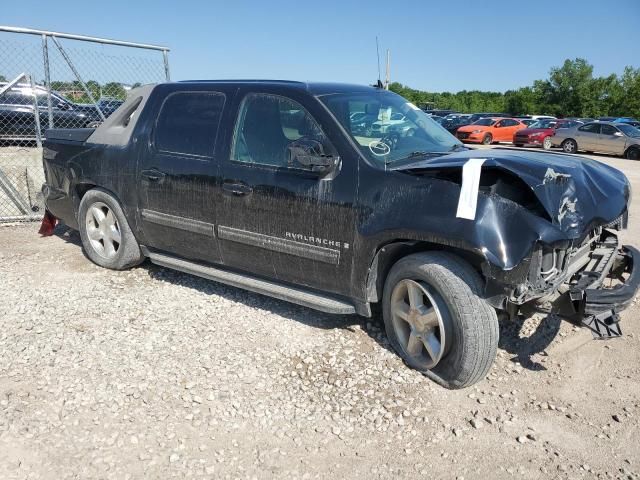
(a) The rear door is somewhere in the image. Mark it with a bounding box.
[575,123,601,150]
[137,87,229,264]
[598,124,626,155]
[215,88,357,297]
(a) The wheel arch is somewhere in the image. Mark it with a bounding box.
[624,144,639,159]
[365,240,488,304]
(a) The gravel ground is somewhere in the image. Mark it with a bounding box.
[1,150,639,479]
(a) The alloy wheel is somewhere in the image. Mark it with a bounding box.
[85,202,121,259]
[563,140,576,153]
[390,279,449,369]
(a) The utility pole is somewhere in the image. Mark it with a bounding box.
[385,49,390,90]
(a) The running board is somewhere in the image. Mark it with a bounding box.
[147,252,356,315]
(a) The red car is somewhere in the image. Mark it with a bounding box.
[456,117,527,144]
[513,119,583,149]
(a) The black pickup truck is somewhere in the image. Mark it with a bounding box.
[42,81,638,389]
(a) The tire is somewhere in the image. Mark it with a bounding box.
[562,139,577,154]
[482,134,492,145]
[626,147,640,160]
[514,143,524,148]
[78,188,144,270]
[542,136,552,150]
[382,252,499,389]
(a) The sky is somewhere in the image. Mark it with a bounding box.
[2,0,639,92]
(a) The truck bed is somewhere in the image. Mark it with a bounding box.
[44,128,95,143]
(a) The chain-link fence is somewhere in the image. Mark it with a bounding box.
[0,26,170,222]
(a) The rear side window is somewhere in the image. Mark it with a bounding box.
[579,123,601,134]
[0,92,30,105]
[155,91,225,157]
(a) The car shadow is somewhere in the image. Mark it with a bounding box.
[52,223,561,373]
[498,311,562,371]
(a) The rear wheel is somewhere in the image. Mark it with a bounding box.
[626,147,640,160]
[514,143,524,148]
[482,134,493,145]
[78,188,144,270]
[382,252,499,389]
[562,139,577,154]
[542,136,552,150]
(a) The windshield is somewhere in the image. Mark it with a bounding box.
[529,119,557,129]
[618,123,640,138]
[319,90,462,167]
[473,118,496,126]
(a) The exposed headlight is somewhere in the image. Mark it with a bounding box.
[530,132,543,137]
[471,129,482,134]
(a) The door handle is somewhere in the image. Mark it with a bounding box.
[222,182,253,196]
[141,169,166,183]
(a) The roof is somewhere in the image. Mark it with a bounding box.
[177,80,379,95]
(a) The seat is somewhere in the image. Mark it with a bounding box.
[241,96,289,166]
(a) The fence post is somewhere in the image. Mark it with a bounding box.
[163,50,171,82]
[41,34,54,129]
[28,74,43,148]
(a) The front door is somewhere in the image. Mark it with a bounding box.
[598,124,627,155]
[137,88,227,264]
[215,89,357,297]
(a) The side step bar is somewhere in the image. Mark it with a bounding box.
[147,252,356,315]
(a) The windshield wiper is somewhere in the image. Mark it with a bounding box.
[385,151,442,166]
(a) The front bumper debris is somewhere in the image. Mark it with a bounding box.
[568,245,639,338]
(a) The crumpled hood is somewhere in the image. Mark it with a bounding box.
[394,148,630,237]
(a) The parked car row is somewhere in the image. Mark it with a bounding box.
[0,82,123,142]
[423,108,640,159]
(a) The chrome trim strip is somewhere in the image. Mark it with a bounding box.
[218,226,340,265]
[141,209,215,237]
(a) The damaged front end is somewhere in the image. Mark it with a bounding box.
[514,225,638,338]
[394,149,637,338]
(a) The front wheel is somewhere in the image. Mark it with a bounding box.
[382,252,499,389]
[542,136,552,150]
[626,147,640,160]
[562,139,577,154]
[482,134,493,145]
[78,188,144,270]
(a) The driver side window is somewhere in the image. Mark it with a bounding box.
[231,93,328,168]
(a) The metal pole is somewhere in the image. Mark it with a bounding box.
[385,49,390,90]
[163,50,171,81]
[28,74,43,148]
[0,25,169,52]
[41,34,54,129]
[0,72,28,96]
[50,36,106,121]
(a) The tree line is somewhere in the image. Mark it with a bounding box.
[389,58,640,119]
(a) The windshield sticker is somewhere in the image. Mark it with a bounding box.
[369,140,391,156]
[456,158,486,220]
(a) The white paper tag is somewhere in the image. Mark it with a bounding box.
[456,158,486,220]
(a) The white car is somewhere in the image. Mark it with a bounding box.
[371,112,407,134]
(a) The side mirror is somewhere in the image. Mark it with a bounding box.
[614,131,624,137]
[287,138,337,175]
[56,101,70,110]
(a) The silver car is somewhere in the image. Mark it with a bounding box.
[551,121,640,159]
